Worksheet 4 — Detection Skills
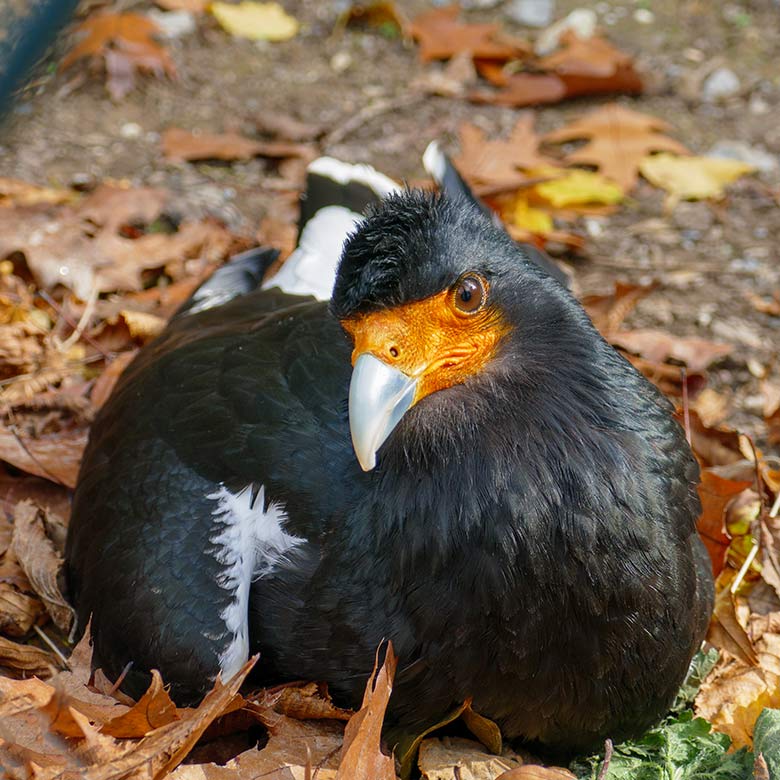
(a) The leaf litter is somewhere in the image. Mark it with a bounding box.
[1,4,778,779]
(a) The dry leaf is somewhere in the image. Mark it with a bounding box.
[639,153,755,208]
[337,643,396,780]
[497,767,576,779]
[609,329,732,373]
[419,737,523,780]
[11,501,74,632]
[454,116,555,189]
[532,167,624,207]
[210,2,299,41]
[582,281,658,336]
[691,388,731,428]
[0,585,45,637]
[162,127,312,163]
[341,1,408,35]
[100,670,179,737]
[697,472,752,578]
[538,33,634,79]
[409,5,527,63]
[748,292,780,317]
[0,424,87,488]
[0,635,56,677]
[61,13,176,100]
[156,0,208,11]
[90,352,137,410]
[0,179,77,208]
[543,104,689,191]
[509,194,554,235]
[470,72,567,108]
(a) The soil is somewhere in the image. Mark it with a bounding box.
[1,0,778,447]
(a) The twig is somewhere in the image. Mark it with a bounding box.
[107,660,134,695]
[36,289,110,359]
[770,492,780,520]
[597,738,613,780]
[59,283,98,353]
[680,367,691,446]
[731,540,759,595]
[33,624,71,670]
[325,93,426,146]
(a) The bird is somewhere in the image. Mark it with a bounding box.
[65,145,714,754]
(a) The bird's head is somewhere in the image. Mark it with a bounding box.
[332,190,581,472]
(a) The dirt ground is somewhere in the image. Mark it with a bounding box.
[1,0,779,446]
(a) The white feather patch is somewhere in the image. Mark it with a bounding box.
[207,484,303,679]
[306,156,400,197]
[263,205,360,301]
[422,141,447,185]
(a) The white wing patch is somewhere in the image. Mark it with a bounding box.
[207,484,303,679]
[263,205,360,301]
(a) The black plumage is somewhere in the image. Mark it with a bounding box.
[66,188,713,753]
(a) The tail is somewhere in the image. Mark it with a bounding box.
[422,142,569,288]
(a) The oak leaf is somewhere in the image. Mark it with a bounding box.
[162,127,312,163]
[61,13,176,100]
[543,104,689,191]
[409,5,527,63]
[609,329,732,373]
[453,116,555,189]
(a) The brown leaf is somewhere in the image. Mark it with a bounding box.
[609,329,732,372]
[696,612,780,749]
[100,670,179,738]
[582,281,658,337]
[708,585,759,667]
[90,351,138,410]
[538,33,634,79]
[691,388,731,428]
[258,681,354,721]
[470,73,567,108]
[156,0,208,10]
[254,112,327,142]
[543,104,689,191]
[0,471,72,525]
[747,292,780,317]
[0,584,45,636]
[0,634,56,677]
[0,423,87,488]
[419,737,524,780]
[454,117,556,189]
[161,128,313,163]
[413,51,478,98]
[696,471,752,578]
[683,411,744,468]
[409,5,527,63]
[337,643,397,780]
[461,703,502,756]
[62,13,176,100]
[11,500,74,632]
[497,767,576,779]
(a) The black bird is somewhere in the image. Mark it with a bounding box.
[66,149,713,753]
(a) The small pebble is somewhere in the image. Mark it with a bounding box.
[633,8,655,24]
[702,67,741,102]
[146,9,196,39]
[506,0,556,28]
[120,122,142,140]
[708,140,778,173]
[330,51,352,74]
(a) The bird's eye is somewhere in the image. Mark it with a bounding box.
[453,274,486,314]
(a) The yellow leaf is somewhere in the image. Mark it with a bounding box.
[533,169,624,208]
[639,153,754,207]
[210,1,299,41]
[512,194,554,235]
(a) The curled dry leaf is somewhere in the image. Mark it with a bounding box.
[90,351,138,411]
[543,104,689,191]
[162,127,314,163]
[11,501,75,632]
[497,767,577,779]
[0,635,56,678]
[337,642,397,780]
[0,585,45,637]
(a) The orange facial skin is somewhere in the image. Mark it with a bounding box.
[340,279,509,406]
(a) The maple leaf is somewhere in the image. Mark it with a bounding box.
[61,13,176,100]
[639,153,755,208]
[409,4,527,62]
[454,115,555,190]
[543,103,689,191]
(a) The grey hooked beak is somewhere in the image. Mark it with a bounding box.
[348,353,418,471]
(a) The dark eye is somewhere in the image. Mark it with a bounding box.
[453,274,486,314]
